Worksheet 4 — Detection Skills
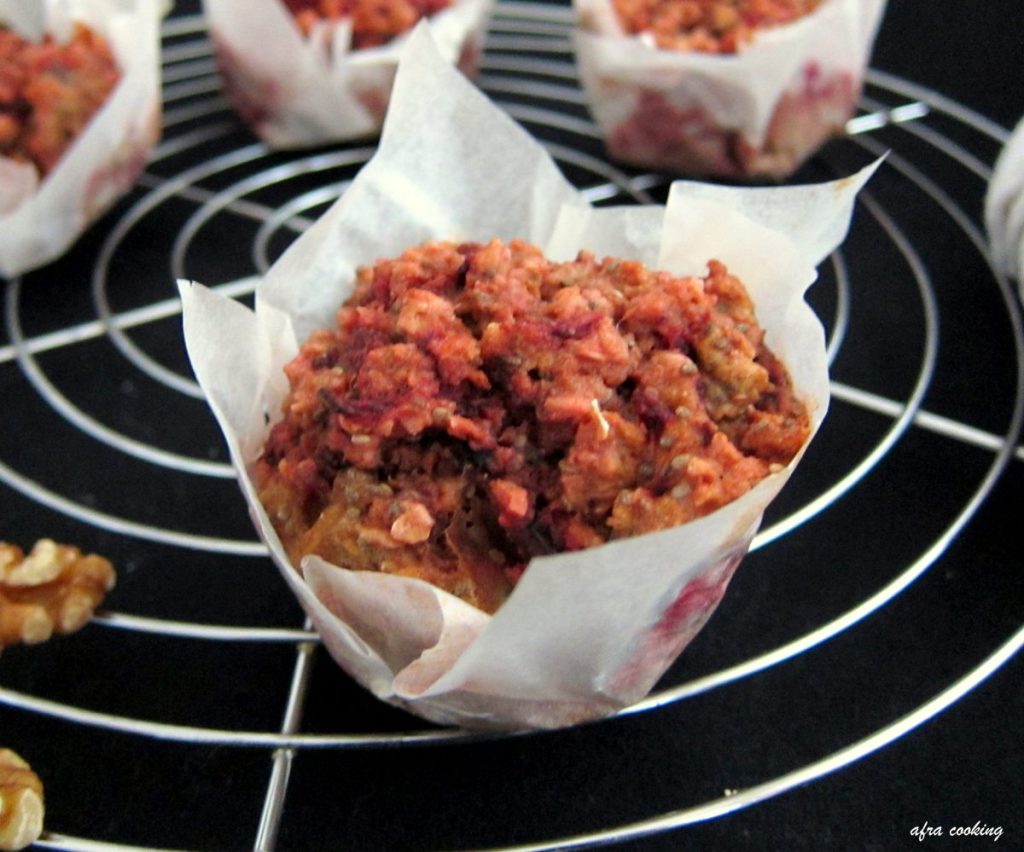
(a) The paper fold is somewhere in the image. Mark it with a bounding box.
[985,115,1024,300]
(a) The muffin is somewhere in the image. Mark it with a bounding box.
[0,0,162,277]
[0,22,119,182]
[204,0,494,147]
[573,0,887,179]
[181,29,876,729]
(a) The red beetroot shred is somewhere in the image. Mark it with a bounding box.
[256,239,809,613]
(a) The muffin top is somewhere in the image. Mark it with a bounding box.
[257,239,808,612]
[611,0,823,53]
[0,22,119,176]
[282,0,452,49]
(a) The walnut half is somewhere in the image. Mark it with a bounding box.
[0,539,116,649]
[0,749,43,851]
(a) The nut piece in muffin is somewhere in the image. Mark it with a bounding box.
[0,539,116,649]
[256,239,808,614]
[0,22,120,178]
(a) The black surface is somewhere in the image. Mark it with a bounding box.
[1,1,1022,850]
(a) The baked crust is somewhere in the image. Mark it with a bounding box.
[257,240,809,613]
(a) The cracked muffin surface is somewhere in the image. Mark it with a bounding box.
[257,239,809,613]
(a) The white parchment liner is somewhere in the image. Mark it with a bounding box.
[180,26,877,730]
[0,0,163,278]
[572,0,887,178]
[202,0,493,148]
[985,115,1024,301]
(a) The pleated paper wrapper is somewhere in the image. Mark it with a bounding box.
[0,0,163,278]
[573,0,886,179]
[985,115,1024,301]
[180,26,877,730]
[203,0,493,148]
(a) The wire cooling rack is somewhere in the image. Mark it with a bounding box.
[1,3,1022,850]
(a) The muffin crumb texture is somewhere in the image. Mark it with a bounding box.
[258,239,809,613]
[0,22,119,177]
[611,0,823,53]
[282,0,452,48]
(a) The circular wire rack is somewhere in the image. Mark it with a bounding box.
[1,3,1022,850]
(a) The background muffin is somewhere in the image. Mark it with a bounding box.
[0,0,162,277]
[573,0,886,179]
[204,0,493,147]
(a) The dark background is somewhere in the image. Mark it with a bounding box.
[1,1,1022,850]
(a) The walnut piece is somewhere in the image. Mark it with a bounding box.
[0,539,116,649]
[0,749,43,851]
